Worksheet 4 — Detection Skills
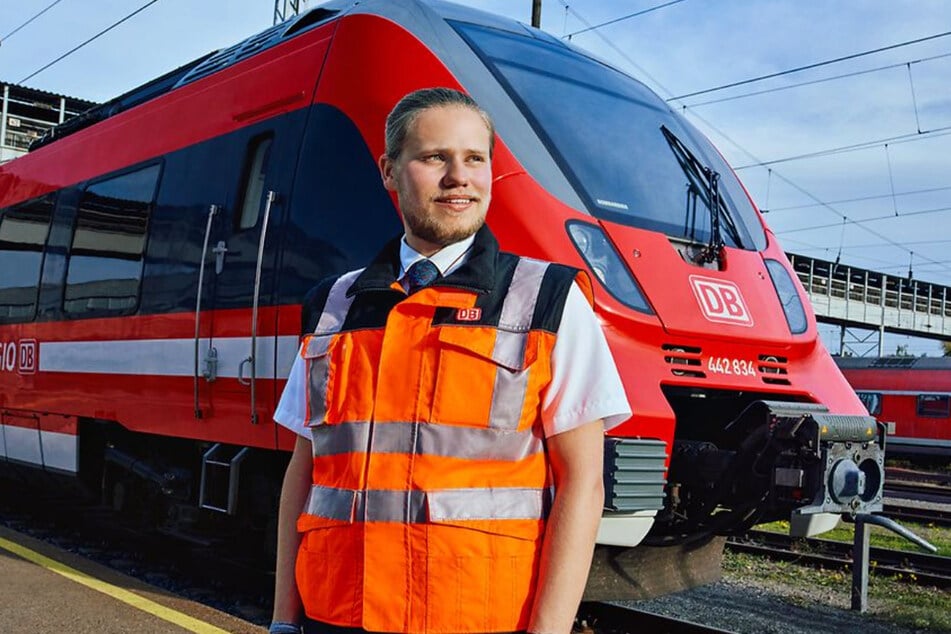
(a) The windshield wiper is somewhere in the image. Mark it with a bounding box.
[660,125,744,263]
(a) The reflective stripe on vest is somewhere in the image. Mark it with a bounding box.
[304,484,553,523]
[305,269,361,426]
[490,258,548,430]
[309,420,544,460]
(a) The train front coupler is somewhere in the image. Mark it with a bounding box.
[748,401,886,537]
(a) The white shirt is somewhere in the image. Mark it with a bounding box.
[274,239,631,437]
[398,234,475,286]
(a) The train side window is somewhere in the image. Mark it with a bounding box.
[0,195,55,322]
[236,134,273,230]
[856,391,881,416]
[64,164,161,316]
[917,394,950,418]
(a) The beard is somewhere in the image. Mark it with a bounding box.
[402,206,486,248]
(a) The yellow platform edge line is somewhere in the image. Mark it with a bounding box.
[0,535,231,634]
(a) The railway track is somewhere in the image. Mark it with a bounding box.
[883,467,951,527]
[883,503,951,528]
[886,482,951,505]
[728,529,951,588]
[885,466,951,490]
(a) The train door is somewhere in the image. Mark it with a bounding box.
[197,119,305,434]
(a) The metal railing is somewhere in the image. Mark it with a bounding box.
[787,253,951,338]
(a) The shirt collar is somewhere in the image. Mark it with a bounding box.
[346,225,499,297]
[399,234,476,279]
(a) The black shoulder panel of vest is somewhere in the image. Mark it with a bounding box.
[431,254,579,332]
[477,251,520,326]
[301,276,338,336]
[532,262,582,334]
[344,290,404,331]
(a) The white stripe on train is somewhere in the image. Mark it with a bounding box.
[3,335,301,472]
[38,336,301,379]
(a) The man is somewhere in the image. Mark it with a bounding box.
[270,87,630,634]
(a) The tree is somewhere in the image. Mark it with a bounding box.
[943,341,951,357]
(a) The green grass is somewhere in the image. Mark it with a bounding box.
[756,519,951,557]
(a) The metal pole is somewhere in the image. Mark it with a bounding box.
[943,287,947,335]
[879,276,886,355]
[1,85,9,150]
[531,0,542,28]
[851,513,936,612]
[851,516,871,612]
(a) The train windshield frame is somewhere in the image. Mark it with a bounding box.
[452,21,767,251]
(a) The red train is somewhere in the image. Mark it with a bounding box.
[0,0,883,598]
[835,356,951,459]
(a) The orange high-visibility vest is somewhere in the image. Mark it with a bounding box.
[296,228,590,633]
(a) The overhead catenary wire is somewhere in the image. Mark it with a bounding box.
[884,144,899,216]
[19,0,161,84]
[906,62,923,134]
[680,51,951,108]
[563,0,687,38]
[781,240,903,270]
[1,0,65,43]
[769,184,951,212]
[732,126,951,170]
[806,238,951,250]
[776,203,951,236]
[667,29,951,101]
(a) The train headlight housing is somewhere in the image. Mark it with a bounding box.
[567,221,653,314]
[765,258,808,334]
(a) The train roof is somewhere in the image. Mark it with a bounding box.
[29,6,341,151]
[834,356,951,371]
[29,0,547,152]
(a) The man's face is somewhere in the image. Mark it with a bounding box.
[379,105,493,256]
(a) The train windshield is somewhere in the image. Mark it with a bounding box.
[453,21,767,251]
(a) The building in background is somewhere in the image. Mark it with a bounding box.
[1,83,96,163]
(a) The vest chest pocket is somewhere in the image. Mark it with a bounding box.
[432,326,540,431]
[301,334,336,426]
[302,332,373,425]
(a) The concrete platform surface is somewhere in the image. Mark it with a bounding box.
[0,524,265,633]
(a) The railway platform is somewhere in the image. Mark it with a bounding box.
[0,524,263,633]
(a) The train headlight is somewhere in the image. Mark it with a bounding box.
[567,221,653,314]
[764,259,808,334]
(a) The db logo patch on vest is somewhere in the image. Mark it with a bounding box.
[689,276,753,326]
[456,308,482,322]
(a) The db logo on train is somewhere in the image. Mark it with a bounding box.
[689,276,753,327]
[1,339,37,375]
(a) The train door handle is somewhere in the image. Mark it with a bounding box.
[212,241,229,274]
[237,356,252,386]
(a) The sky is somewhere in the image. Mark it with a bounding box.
[3,0,951,355]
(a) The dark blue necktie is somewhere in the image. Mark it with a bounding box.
[406,259,440,293]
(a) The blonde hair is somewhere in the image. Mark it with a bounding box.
[384,87,495,160]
